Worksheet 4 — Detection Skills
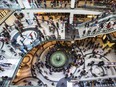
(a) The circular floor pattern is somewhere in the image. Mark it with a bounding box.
[92,66,104,76]
[50,51,67,68]
[34,45,78,82]
[11,28,40,50]
[13,40,116,87]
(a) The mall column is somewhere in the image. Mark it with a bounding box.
[17,0,25,9]
[70,13,74,24]
[71,0,75,9]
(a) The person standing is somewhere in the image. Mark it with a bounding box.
[44,1,47,8]
[84,0,87,8]
[25,19,33,25]
[4,22,9,29]
[61,20,65,29]
[99,22,104,29]
[29,32,34,40]
[37,0,41,8]
[64,1,68,8]
[2,27,10,33]
[53,0,56,7]
[56,0,59,6]
[34,0,39,8]
[42,29,46,35]
[34,16,42,28]
[50,1,54,8]
[59,0,63,8]
[20,39,25,47]
[46,20,49,25]
[56,22,59,29]
[25,19,30,25]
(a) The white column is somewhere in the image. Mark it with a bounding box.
[70,13,74,24]
[71,0,76,8]
[17,0,25,8]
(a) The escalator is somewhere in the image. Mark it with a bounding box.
[74,11,116,39]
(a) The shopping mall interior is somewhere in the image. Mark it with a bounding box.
[0,0,116,87]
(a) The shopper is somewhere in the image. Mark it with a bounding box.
[64,1,68,8]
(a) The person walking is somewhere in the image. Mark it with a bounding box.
[50,1,54,8]
[59,0,63,8]
[29,32,34,40]
[44,1,47,8]
[2,27,10,33]
[56,22,59,29]
[4,22,9,29]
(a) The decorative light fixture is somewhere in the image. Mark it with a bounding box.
[87,15,93,18]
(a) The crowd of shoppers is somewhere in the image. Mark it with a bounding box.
[79,11,116,37]
[28,0,70,9]
[25,36,116,87]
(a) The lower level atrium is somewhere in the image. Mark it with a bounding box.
[12,37,116,87]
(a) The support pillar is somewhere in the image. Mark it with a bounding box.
[71,0,76,9]
[70,13,74,24]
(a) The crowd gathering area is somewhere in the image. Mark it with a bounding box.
[0,7,116,87]
[12,38,116,87]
